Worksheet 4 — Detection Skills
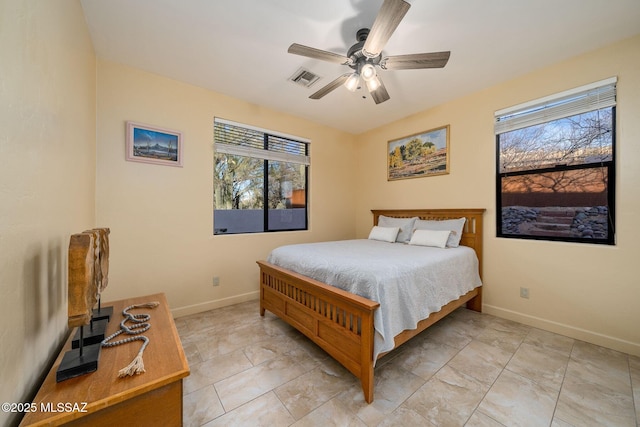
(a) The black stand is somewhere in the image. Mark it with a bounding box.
[92,296,113,322]
[72,296,112,348]
[71,318,108,348]
[57,325,101,382]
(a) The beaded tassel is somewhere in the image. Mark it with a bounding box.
[117,338,149,377]
[101,301,159,377]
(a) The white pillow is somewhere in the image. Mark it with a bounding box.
[377,215,418,243]
[413,218,466,247]
[409,229,451,248]
[368,226,400,243]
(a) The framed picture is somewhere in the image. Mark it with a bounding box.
[126,121,183,167]
[387,125,449,181]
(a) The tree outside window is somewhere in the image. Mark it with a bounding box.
[214,120,309,235]
[495,79,616,245]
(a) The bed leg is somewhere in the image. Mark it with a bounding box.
[259,283,265,316]
[362,364,374,404]
[360,313,375,403]
[466,289,482,312]
[259,294,265,316]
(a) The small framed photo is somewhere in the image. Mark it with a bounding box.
[126,121,183,167]
[387,125,450,180]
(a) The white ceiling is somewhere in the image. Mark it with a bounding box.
[80,0,640,134]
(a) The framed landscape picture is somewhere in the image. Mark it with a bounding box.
[126,121,183,167]
[387,125,449,181]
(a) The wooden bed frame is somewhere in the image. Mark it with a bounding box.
[258,208,485,403]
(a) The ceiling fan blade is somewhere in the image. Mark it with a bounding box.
[309,74,351,99]
[382,51,451,70]
[369,77,390,105]
[288,43,349,64]
[363,0,411,58]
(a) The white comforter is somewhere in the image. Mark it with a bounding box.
[267,239,482,361]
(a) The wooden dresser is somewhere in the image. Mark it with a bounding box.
[20,293,189,427]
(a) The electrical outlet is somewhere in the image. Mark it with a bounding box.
[520,287,529,299]
[213,276,220,287]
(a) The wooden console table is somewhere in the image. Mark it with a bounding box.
[20,293,189,427]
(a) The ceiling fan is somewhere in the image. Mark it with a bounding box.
[287,0,450,104]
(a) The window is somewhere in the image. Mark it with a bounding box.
[213,118,309,235]
[495,78,616,245]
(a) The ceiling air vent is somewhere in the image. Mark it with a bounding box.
[288,67,320,88]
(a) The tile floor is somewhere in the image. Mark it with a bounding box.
[175,301,640,426]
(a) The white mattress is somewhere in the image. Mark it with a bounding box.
[267,239,482,360]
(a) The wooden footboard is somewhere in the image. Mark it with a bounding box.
[258,208,485,403]
[258,260,379,402]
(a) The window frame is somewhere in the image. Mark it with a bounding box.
[213,118,310,235]
[494,78,616,245]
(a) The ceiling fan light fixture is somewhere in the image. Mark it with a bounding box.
[360,63,377,81]
[365,75,381,92]
[344,73,360,91]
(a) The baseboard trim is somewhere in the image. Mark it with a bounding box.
[171,291,260,318]
[483,304,640,357]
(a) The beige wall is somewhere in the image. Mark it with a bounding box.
[354,34,640,356]
[0,1,96,425]
[95,60,357,315]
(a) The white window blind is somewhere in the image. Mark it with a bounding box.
[494,77,617,135]
[214,118,310,165]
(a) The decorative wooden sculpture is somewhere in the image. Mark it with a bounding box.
[71,229,111,348]
[89,230,102,293]
[90,227,112,322]
[58,232,102,381]
[67,233,97,328]
[95,228,110,292]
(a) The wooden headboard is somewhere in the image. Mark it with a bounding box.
[371,208,485,278]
